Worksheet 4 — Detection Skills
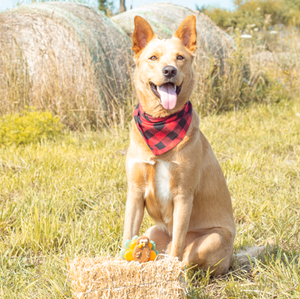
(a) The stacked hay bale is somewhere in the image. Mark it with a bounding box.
[112,3,234,75]
[0,2,133,128]
[68,257,186,299]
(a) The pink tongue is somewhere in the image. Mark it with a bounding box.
[158,83,177,110]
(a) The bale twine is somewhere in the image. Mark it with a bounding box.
[68,256,186,298]
[0,2,133,128]
[112,3,234,74]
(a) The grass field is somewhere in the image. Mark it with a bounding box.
[0,98,299,298]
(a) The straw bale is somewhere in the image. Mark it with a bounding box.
[0,2,132,126]
[68,256,186,299]
[112,3,234,70]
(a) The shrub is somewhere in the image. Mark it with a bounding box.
[0,108,64,146]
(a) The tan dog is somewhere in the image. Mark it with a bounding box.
[123,15,236,275]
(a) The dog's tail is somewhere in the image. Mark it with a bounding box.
[234,239,275,267]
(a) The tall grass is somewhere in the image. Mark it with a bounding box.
[0,42,102,130]
[1,1,300,129]
[0,1,133,130]
[191,26,300,116]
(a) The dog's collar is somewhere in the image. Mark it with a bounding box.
[133,102,193,156]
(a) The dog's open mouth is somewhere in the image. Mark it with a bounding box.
[150,82,182,110]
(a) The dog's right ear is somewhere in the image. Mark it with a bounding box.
[132,16,156,57]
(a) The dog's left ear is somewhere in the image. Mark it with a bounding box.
[174,15,197,53]
[132,16,156,57]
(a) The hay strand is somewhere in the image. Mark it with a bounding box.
[68,256,186,298]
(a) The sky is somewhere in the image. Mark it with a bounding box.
[0,0,235,12]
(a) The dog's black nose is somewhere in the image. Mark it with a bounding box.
[162,65,177,78]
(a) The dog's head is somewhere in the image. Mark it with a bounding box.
[132,15,197,117]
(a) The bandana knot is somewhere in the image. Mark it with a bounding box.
[133,101,193,156]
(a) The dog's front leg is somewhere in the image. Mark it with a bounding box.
[170,193,193,260]
[122,185,144,245]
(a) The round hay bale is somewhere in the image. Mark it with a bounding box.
[0,2,133,128]
[112,3,234,73]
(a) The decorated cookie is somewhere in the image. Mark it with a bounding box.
[132,236,151,262]
[120,235,159,263]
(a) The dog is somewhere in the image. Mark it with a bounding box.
[122,15,236,275]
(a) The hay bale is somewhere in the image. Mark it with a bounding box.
[0,2,133,127]
[112,3,234,70]
[68,257,186,298]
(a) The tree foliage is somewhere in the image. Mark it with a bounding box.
[98,0,107,12]
[199,0,300,30]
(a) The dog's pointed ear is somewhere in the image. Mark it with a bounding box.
[132,16,156,56]
[174,15,197,53]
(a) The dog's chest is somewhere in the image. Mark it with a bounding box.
[143,159,174,227]
[151,160,172,203]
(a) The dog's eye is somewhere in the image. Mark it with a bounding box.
[149,56,158,61]
[177,55,184,60]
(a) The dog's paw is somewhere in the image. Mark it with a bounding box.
[166,242,172,255]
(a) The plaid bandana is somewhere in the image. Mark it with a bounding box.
[133,101,193,156]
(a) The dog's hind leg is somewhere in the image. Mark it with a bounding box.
[144,225,172,254]
[182,227,234,276]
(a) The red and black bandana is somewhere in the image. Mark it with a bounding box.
[133,101,193,156]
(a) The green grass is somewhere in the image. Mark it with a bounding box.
[0,99,299,298]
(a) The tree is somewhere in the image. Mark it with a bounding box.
[120,0,126,13]
[98,0,114,16]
